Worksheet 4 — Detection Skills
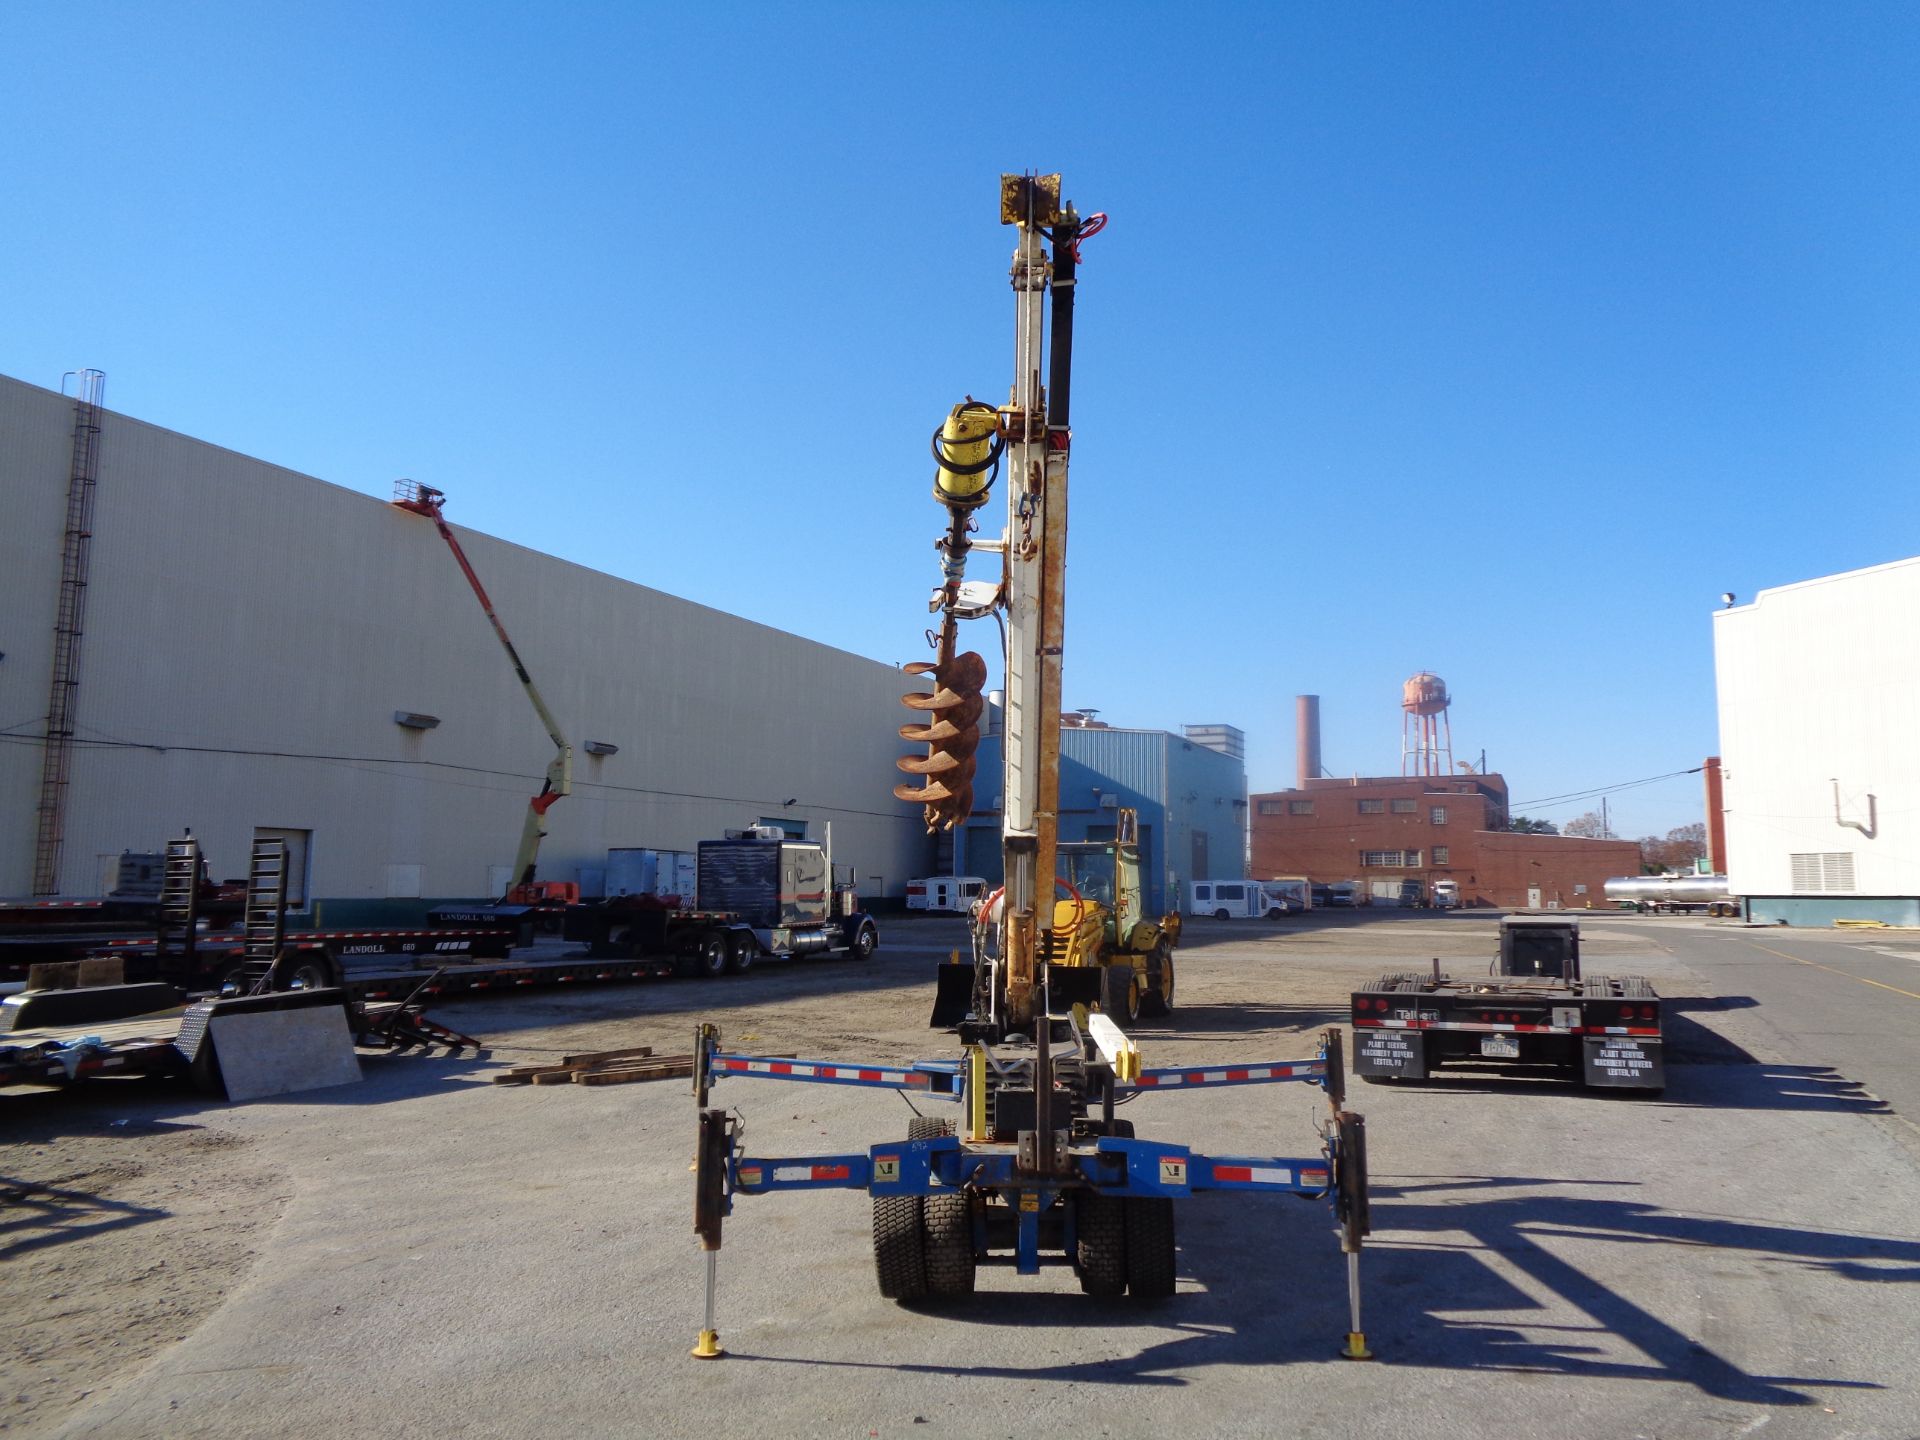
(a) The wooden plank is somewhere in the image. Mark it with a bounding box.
[26,962,81,991]
[558,1044,654,1066]
[576,1062,694,1086]
[77,957,127,987]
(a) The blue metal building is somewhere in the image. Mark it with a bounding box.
[950,726,1247,915]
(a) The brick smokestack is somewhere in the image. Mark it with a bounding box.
[1296,695,1321,789]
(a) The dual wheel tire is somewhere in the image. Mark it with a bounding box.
[1074,1191,1177,1300]
[873,1117,975,1302]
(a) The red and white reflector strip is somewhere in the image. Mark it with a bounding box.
[716,1056,932,1088]
[1131,1060,1321,1088]
[773,1163,851,1183]
[1211,1164,1294,1185]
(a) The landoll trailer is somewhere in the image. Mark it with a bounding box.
[1350,917,1665,1093]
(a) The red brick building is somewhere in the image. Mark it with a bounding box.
[1249,773,1640,910]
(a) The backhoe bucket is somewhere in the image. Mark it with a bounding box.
[1046,966,1104,1010]
[930,962,977,1028]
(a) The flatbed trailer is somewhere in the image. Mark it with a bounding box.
[93,927,516,995]
[1352,968,1664,1091]
[1350,917,1665,1093]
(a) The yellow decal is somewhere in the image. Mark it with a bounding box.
[1018,1192,1041,1212]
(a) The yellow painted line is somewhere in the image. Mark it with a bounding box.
[1740,938,1920,1002]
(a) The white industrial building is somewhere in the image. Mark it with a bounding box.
[1713,556,1920,924]
[1,373,931,921]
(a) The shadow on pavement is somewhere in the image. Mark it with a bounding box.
[0,1172,170,1259]
[725,1173,1908,1405]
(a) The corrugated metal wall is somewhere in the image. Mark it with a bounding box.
[1714,556,1920,903]
[951,727,1246,915]
[1,374,931,904]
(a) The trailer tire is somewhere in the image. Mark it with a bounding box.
[872,1193,928,1301]
[1075,1191,1128,1297]
[1125,1197,1177,1299]
[922,1193,976,1299]
[1099,964,1141,1026]
[724,933,755,974]
[215,960,255,997]
[848,921,878,960]
[270,951,336,993]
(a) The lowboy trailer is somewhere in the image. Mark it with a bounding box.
[1350,917,1665,1093]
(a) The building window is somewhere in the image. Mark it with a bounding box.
[1390,798,1416,814]
[1430,806,1448,825]
[1257,800,1285,815]
[1358,799,1385,814]
[1432,846,1450,865]
[1360,850,1422,867]
[1790,852,1856,891]
[1289,800,1314,815]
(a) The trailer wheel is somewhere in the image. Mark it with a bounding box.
[872,1193,928,1301]
[1074,1191,1128,1297]
[1125,1197,1177,1299]
[725,933,755,974]
[269,951,336,992]
[922,1193,976,1299]
[1099,965,1141,1026]
[848,921,878,960]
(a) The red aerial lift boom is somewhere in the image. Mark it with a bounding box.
[392,481,575,906]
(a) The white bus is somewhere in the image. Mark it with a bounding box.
[1190,879,1292,919]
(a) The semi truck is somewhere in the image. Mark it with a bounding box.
[563,827,878,974]
[1350,916,1664,1093]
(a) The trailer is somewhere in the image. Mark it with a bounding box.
[1350,917,1664,1093]
[563,828,878,975]
[680,174,1375,1364]
[1605,874,1739,917]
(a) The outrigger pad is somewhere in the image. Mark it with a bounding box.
[929,963,976,1029]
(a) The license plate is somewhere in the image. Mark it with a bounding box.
[1480,1034,1520,1058]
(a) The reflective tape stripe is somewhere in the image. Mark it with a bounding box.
[1212,1164,1292,1184]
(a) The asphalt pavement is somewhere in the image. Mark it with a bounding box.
[29,912,1920,1440]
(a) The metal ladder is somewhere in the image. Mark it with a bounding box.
[238,838,290,988]
[157,835,202,984]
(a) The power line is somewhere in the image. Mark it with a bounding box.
[1513,766,1703,812]
[0,732,922,824]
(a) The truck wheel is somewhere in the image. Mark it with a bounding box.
[725,933,755,974]
[1138,949,1175,1018]
[685,933,727,979]
[848,921,878,960]
[1125,1197,1177,1299]
[1099,964,1140,1026]
[1074,1191,1128,1297]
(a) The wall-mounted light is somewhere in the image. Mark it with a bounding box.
[394,711,440,730]
[584,740,619,756]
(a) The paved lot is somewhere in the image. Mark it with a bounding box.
[6,911,1919,1439]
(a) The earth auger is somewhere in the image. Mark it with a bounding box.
[686,173,1373,1361]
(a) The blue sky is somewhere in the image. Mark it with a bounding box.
[6,3,1917,841]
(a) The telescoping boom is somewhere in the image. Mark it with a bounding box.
[392,482,573,901]
[683,174,1374,1364]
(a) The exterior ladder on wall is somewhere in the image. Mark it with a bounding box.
[238,838,290,989]
[158,835,202,985]
[31,369,108,894]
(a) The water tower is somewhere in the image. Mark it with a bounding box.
[1400,671,1454,777]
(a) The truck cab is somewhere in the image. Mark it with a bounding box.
[1432,879,1460,909]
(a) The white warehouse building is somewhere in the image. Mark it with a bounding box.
[1713,555,1920,925]
[1,373,931,922]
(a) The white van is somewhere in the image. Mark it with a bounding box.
[905,876,988,913]
[1190,879,1289,919]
